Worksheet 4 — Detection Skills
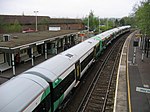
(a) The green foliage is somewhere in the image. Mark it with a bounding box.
[39,18,49,25]
[134,0,150,36]
[83,10,99,32]
[122,16,135,27]
[119,18,125,26]
[1,19,22,33]
[99,25,111,32]
[83,11,115,33]
[12,19,22,32]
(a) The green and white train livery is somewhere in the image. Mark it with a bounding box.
[0,26,130,112]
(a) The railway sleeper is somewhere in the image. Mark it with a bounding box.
[91,96,106,102]
[86,103,103,110]
[108,94,114,98]
[92,90,107,95]
[91,94,106,100]
[106,99,114,105]
[86,107,102,112]
[90,99,104,105]
[105,109,113,112]
[95,85,109,89]
[98,82,110,86]
[106,104,114,109]
[95,88,107,91]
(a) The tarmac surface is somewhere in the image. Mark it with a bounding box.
[128,33,150,112]
[114,30,150,112]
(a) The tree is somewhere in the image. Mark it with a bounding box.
[83,10,99,32]
[12,19,22,32]
[40,18,49,25]
[134,0,150,36]
[119,18,125,26]
[119,16,136,27]
[2,19,21,33]
[114,19,119,27]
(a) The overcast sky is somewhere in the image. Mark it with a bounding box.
[0,0,142,18]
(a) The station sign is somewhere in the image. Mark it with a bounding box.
[133,41,139,47]
[136,87,150,94]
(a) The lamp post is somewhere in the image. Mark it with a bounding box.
[34,11,39,31]
[99,18,100,33]
[88,16,90,32]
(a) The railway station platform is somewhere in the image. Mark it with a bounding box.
[114,31,150,112]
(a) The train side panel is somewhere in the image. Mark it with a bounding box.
[51,65,76,112]
[0,74,50,112]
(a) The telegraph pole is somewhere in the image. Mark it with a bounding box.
[34,11,39,31]
[88,16,90,32]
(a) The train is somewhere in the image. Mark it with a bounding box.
[0,26,130,112]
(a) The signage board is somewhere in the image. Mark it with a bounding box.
[133,41,139,47]
[136,87,150,94]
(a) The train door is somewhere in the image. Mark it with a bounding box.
[75,60,81,81]
[93,46,97,59]
[100,40,103,52]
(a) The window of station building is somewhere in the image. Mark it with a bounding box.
[58,41,61,48]
[33,46,37,52]
[52,70,75,102]
[20,49,27,56]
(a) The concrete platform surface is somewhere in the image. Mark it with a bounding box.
[128,32,150,112]
[114,30,150,112]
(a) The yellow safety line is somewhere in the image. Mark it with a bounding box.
[126,33,134,112]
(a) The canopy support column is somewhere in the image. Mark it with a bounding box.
[11,53,15,75]
[45,43,47,59]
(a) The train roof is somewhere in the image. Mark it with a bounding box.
[21,26,131,83]
[24,38,99,83]
[0,74,49,112]
[93,26,130,40]
[94,28,115,40]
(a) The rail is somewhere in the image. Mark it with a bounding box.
[76,34,127,112]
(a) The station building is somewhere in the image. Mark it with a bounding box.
[0,15,87,75]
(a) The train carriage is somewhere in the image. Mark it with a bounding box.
[24,54,77,112]
[23,36,99,111]
[0,26,131,112]
[0,74,50,112]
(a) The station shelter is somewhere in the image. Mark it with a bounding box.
[0,30,83,75]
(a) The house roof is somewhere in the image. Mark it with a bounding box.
[0,15,83,25]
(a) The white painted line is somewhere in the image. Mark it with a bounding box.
[113,32,129,112]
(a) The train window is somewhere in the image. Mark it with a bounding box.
[52,70,75,102]
[81,51,94,71]
[32,93,51,112]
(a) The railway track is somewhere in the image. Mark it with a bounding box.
[76,33,127,112]
[61,32,131,112]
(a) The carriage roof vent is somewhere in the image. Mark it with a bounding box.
[65,53,74,58]
[87,41,92,44]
